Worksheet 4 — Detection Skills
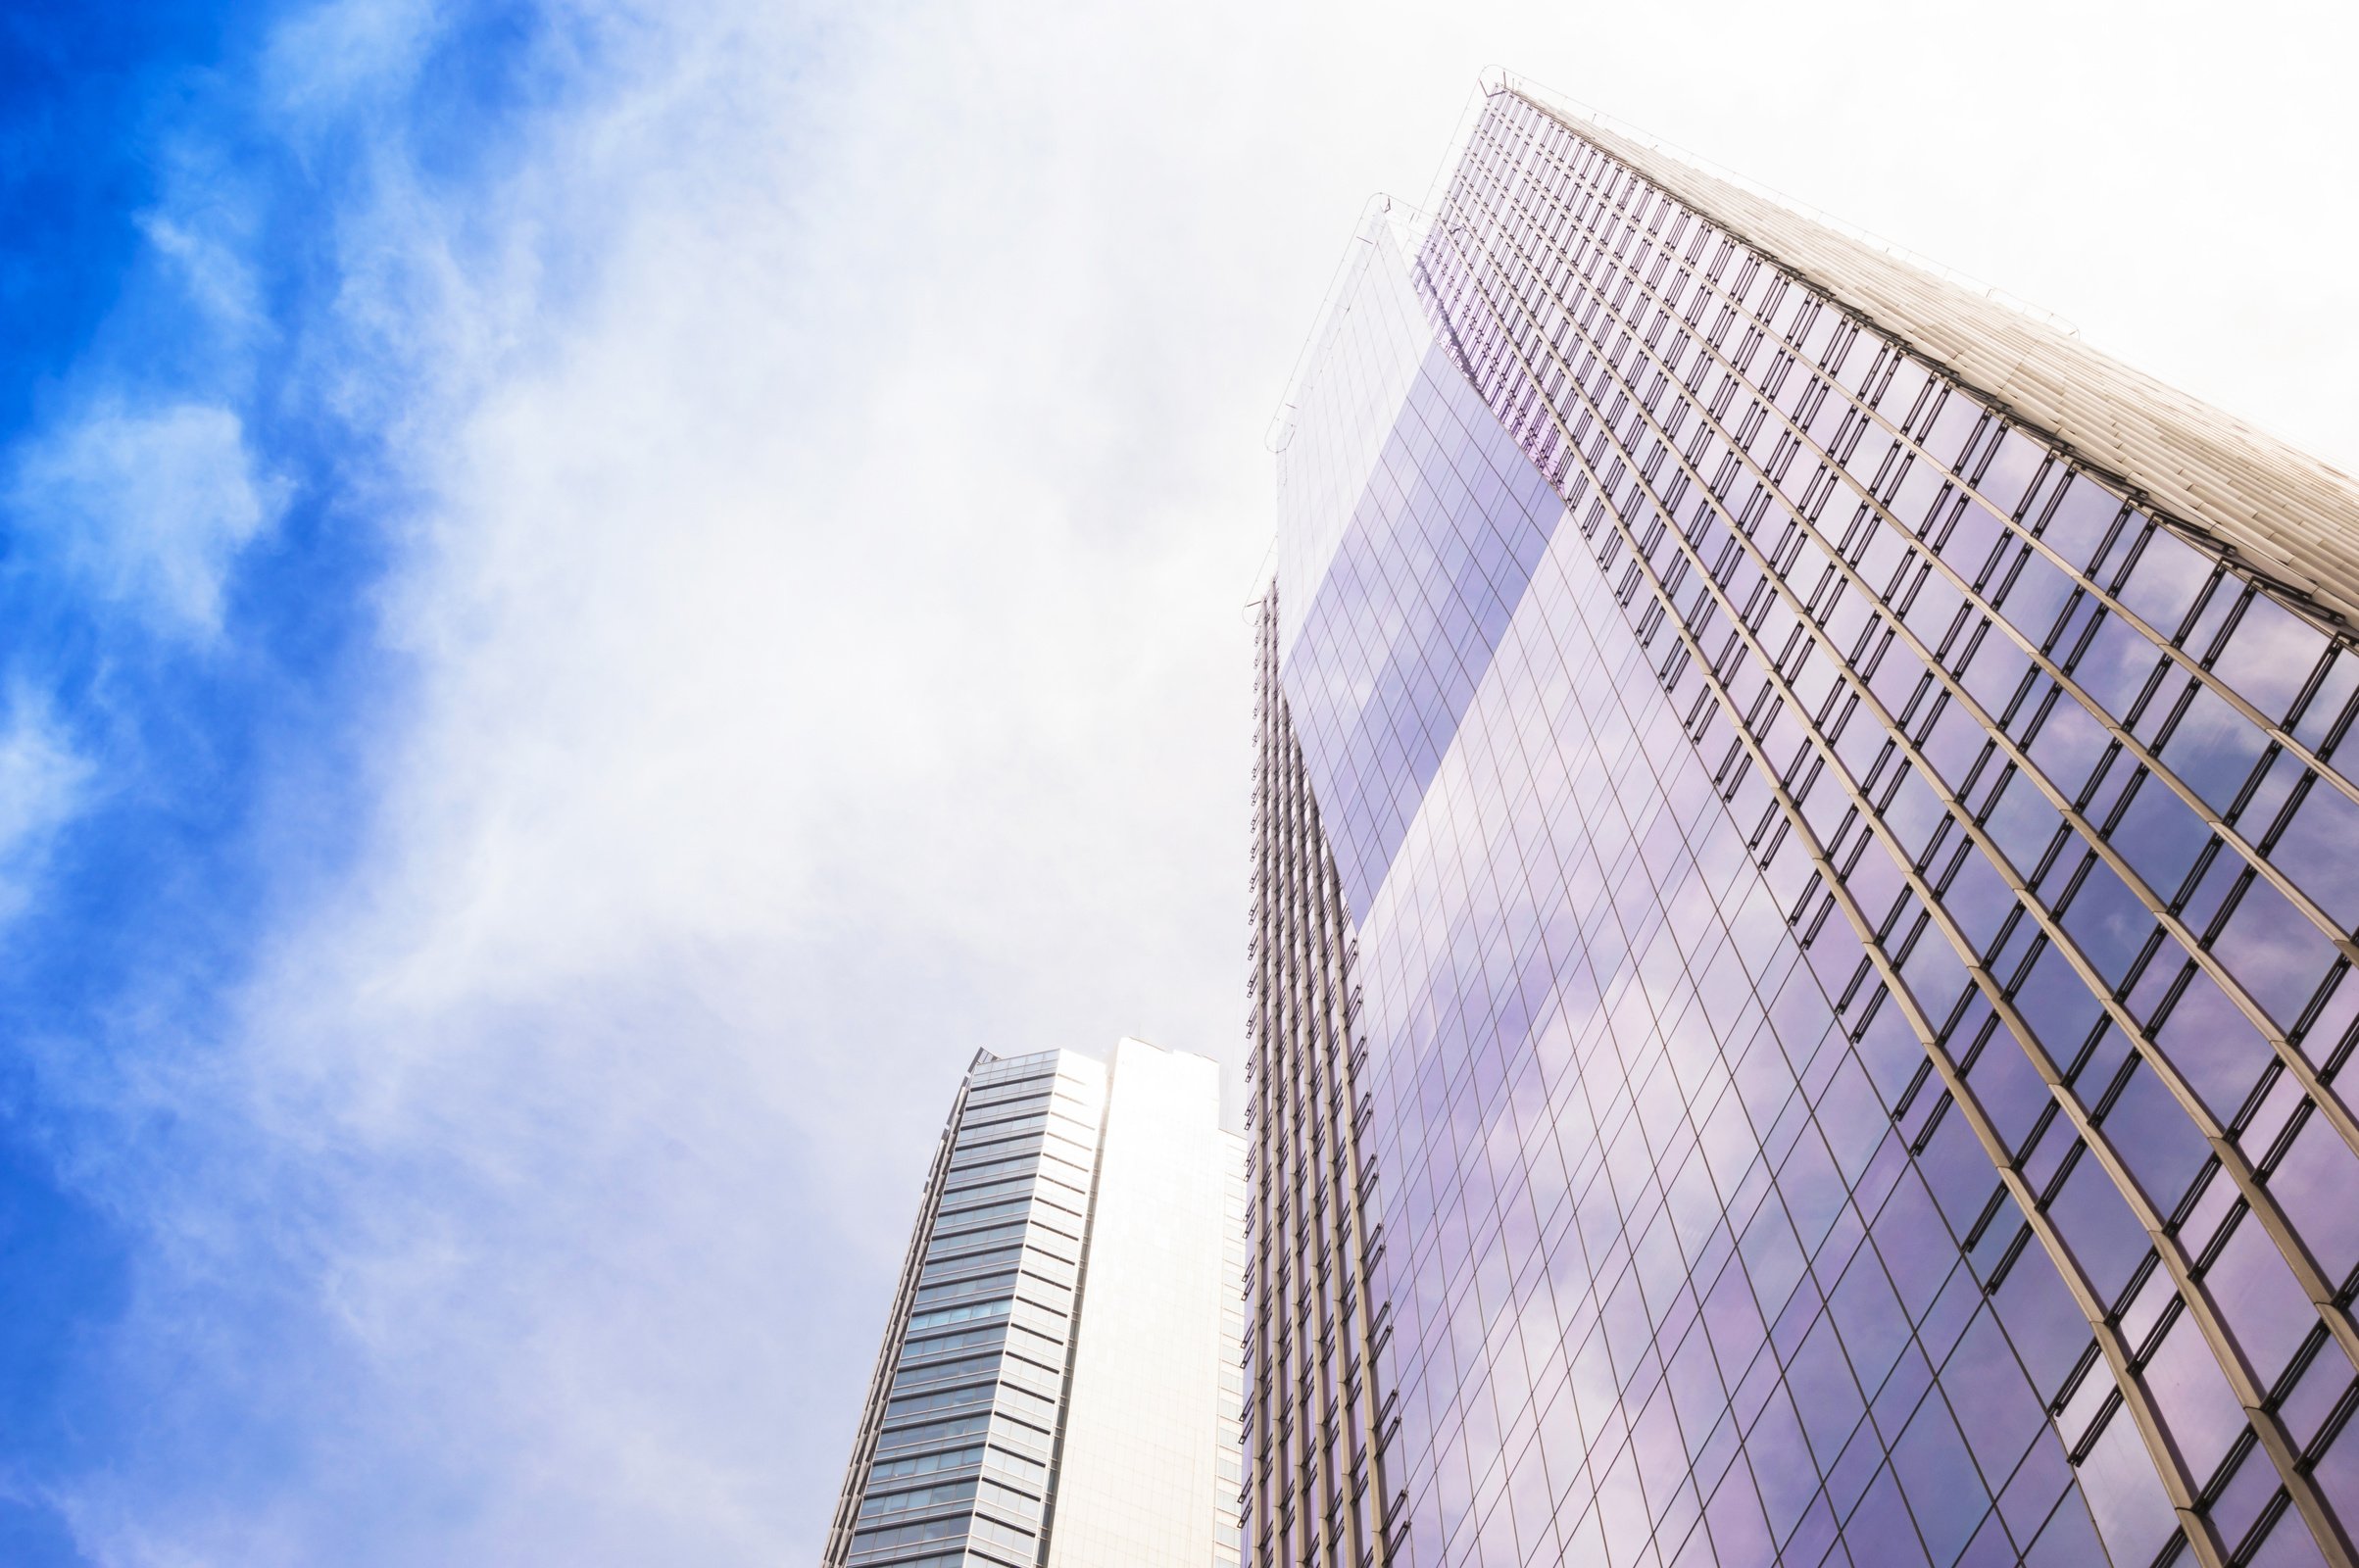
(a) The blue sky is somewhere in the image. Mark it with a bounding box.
[2,0,2356,1562]
[0,6,572,1556]
[0,3,1301,1558]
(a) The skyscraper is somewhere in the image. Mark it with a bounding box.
[1250,75,2359,1568]
[826,1039,1247,1568]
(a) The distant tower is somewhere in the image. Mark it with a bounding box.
[1250,76,2359,1568]
[824,1039,1246,1568]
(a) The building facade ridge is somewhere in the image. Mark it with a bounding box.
[1499,79,2359,637]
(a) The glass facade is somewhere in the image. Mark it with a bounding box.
[826,1041,1244,1568]
[1252,84,2359,1568]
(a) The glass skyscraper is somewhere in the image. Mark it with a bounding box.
[1249,77,2359,1568]
[826,1039,1247,1568]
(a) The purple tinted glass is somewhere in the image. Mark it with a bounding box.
[1261,90,2359,1568]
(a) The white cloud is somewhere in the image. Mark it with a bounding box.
[137,213,264,334]
[261,0,440,122]
[8,402,286,639]
[0,689,91,923]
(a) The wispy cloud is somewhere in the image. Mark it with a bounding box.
[135,214,264,337]
[0,689,91,923]
[260,0,440,122]
[7,402,286,640]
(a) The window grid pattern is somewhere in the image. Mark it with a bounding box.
[1391,88,2359,1567]
[1248,595,1396,1568]
[1276,213,1444,665]
[825,1053,1106,1568]
[1276,326,1566,921]
[1281,321,2123,1568]
[1220,1135,1252,1567]
[1516,91,2359,637]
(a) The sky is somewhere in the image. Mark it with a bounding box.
[1,0,2355,1561]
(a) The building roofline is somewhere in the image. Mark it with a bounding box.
[1491,74,2359,635]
